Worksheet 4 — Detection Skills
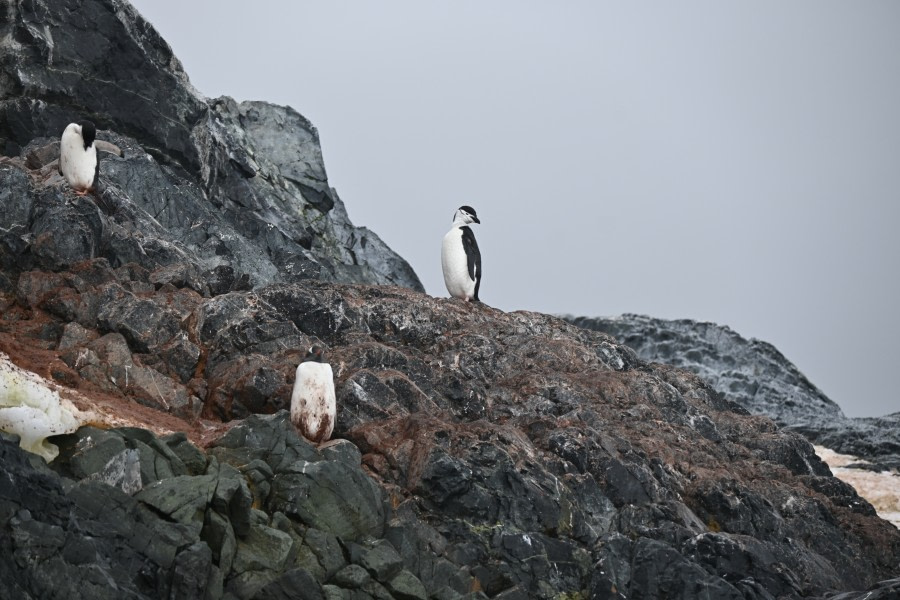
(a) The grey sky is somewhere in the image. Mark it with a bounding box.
[129,1,900,418]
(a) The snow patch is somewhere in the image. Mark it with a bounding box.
[815,445,900,529]
[0,353,88,462]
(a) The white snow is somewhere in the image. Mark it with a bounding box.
[0,353,87,462]
[815,445,900,529]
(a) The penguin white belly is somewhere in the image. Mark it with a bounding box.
[442,227,476,300]
[290,362,336,443]
[59,126,97,192]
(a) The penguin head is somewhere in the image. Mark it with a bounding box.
[454,205,480,225]
[303,346,325,363]
[78,120,97,150]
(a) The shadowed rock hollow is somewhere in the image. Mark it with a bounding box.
[1,1,899,599]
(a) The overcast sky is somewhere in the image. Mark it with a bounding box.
[129,1,899,418]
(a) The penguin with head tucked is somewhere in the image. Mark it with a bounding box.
[290,346,336,443]
[58,120,122,195]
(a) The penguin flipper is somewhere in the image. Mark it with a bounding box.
[460,225,481,301]
[95,140,123,157]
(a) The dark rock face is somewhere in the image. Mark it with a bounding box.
[568,314,900,471]
[0,0,423,293]
[0,418,437,600]
[4,267,900,599]
[0,430,218,600]
[567,314,844,426]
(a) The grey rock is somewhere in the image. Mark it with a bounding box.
[237,101,332,211]
[567,314,843,425]
[210,412,320,472]
[333,564,373,589]
[160,333,202,384]
[304,528,348,580]
[629,537,744,599]
[209,460,254,538]
[491,586,530,600]
[568,314,900,470]
[385,570,428,600]
[50,425,204,492]
[269,451,386,540]
[85,448,142,494]
[171,541,220,600]
[149,263,208,295]
[96,293,184,354]
[29,191,105,271]
[240,459,274,508]
[685,532,803,599]
[6,268,900,599]
[202,509,237,577]
[1,0,423,293]
[0,436,201,599]
[119,426,193,480]
[232,523,294,574]
[321,439,364,467]
[0,163,35,229]
[821,578,900,600]
[384,511,475,597]
[811,413,900,471]
[162,432,209,476]
[322,585,350,600]
[356,539,404,581]
[128,362,199,418]
[363,580,397,600]
[430,588,470,600]
[136,472,217,538]
[14,270,70,310]
[251,568,324,600]
[53,427,129,480]
[57,321,99,350]
[59,329,199,419]
[210,413,386,541]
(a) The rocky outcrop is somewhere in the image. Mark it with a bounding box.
[1,1,899,598]
[1,416,438,600]
[567,315,900,471]
[0,0,423,293]
[2,262,900,599]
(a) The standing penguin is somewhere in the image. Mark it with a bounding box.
[290,346,336,444]
[441,205,482,302]
[59,121,99,195]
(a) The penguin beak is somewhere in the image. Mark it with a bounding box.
[472,216,480,224]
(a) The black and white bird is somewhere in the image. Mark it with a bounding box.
[58,120,122,195]
[441,205,482,302]
[290,346,336,443]
[59,121,99,195]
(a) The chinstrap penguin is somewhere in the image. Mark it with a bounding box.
[441,205,482,302]
[58,120,123,195]
[290,346,336,443]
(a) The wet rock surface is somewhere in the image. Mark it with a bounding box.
[569,314,900,472]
